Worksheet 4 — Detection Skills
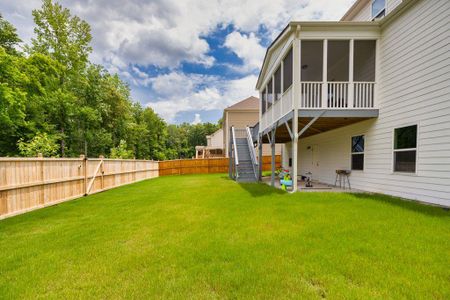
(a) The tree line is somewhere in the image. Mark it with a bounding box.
[0,0,220,159]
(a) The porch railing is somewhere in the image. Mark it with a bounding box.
[327,82,349,108]
[260,81,376,132]
[354,82,375,108]
[301,82,322,108]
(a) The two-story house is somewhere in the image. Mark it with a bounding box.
[255,0,449,206]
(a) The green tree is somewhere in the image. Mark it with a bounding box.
[17,132,60,157]
[30,0,92,74]
[110,140,134,159]
[0,48,28,155]
[0,14,21,55]
[0,4,224,160]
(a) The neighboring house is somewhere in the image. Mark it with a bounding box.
[256,0,449,206]
[223,96,282,157]
[195,128,224,158]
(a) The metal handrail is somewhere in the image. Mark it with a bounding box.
[246,126,258,180]
[231,126,239,167]
[246,126,258,166]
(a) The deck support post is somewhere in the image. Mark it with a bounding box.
[292,28,301,192]
[228,127,233,179]
[258,134,263,181]
[270,125,277,187]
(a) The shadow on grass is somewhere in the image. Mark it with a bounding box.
[238,182,286,197]
[219,175,285,197]
[352,192,450,218]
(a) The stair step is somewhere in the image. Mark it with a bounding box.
[237,178,257,183]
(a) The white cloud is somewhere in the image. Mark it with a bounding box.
[224,31,266,73]
[148,72,258,122]
[3,0,355,69]
[191,113,202,125]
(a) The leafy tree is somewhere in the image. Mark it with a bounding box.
[0,14,21,55]
[30,0,92,74]
[0,48,28,155]
[110,140,134,159]
[0,3,223,160]
[17,132,60,157]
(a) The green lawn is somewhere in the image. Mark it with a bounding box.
[1,174,449,299]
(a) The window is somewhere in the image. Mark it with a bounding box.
[261,88,267,114]
[394,125,417,173]
[283,48,293,92]
[351,135,365,170]
[274,66,282,101]
[372,0,385,19]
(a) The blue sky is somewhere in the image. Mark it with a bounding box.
[1,0,355,124]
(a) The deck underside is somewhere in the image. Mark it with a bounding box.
[261,109,378,143]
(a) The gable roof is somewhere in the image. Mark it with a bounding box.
[224,96,259,111]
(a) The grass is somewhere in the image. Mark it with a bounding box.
[1,174,449,299]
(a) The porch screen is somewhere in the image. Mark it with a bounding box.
[262,88,267,114]
[301,41,323,81]
[354,40,376,82]
[328,41,349,81]
[283,48,293,92]
[351,135,364,170]
[274,66,282,101]
[267,78,273,109]
[394,125,417,173]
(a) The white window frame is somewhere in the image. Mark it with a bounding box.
[351,134,365,171]
[392,124,419,175]
[371,0,386,20]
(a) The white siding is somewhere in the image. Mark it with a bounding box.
[224,111,283,157]
[352,2,372,21]
[386,0,402,14]
[297,0,450,206]
[347,0,403,21]
[207,129,223,148]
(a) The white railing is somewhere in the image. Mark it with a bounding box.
[327,82,349,108]
[273,96,283,122]
[301,82,322,108]
[259,81,376,133]
[231,126,239,167]
[246,126,258,179]
[281,86,293,117]
[354,82,375,108]
[260,86,294,132]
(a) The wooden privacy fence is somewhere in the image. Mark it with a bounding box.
[159,158,228,176]
[0,155,281,219]
[158,155,281,176]
[0,156,159,219]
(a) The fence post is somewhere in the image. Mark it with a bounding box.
[80,155,87,196]
[99,155,104,190]
[38,153,45,205]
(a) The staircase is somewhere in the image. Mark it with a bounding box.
[229,127,258,183]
